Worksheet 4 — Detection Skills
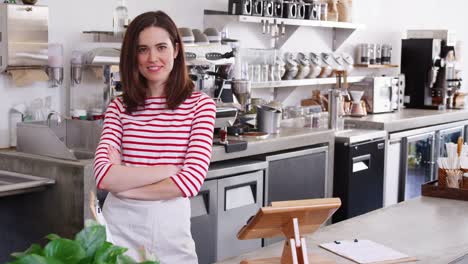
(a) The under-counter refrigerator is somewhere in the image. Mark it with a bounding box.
[399,132,436,201]
[333,130,387,222]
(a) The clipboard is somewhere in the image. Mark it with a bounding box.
[319,240,418,264]
[237,198,342,264]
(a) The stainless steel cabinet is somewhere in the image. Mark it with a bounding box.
[216,170,263,260]
[265,146,328,205]
[385,140,401,206]
[190,180,217,264]
[191,160,267,264]
[385,121,468,206]
[262,146,328,245]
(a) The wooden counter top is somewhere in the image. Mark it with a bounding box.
[216,197,468,264]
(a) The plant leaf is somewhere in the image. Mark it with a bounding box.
[76,256,93,264]
[7,254,64,264]
[11,244,43,259]
[46,234,61,241]
[75,224,106,257]
[84,219,100,228]
[44,238,86,264]
[138,261,159,264]
[116,255,137,264]
[94,242,127,264]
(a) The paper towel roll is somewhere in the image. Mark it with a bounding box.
[7,69,49,87]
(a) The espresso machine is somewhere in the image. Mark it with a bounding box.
[401,30,462,109]
[185,42,249,152]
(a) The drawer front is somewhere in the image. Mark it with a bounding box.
[190,180,217,264]
[216,170,263,261]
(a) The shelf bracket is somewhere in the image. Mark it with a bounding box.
[332,28,337,51]
[273,86,297,102]
[332,27,358,51]
[274,25,300,49]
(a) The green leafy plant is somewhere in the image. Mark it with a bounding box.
[7,220,158,264]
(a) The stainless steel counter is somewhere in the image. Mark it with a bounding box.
[216,197,468,264]
[211,128,335,162]
[345,108,468,133]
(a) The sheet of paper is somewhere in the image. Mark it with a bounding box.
[320,240,412,264]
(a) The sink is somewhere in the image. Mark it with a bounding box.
[16,119,101,161]
[0,170,54,197]
[70,149,95,160]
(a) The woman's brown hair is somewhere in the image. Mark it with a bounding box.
[120,11,193,113]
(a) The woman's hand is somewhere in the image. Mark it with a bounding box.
[107,145,122,165]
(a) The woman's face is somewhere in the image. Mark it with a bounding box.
[137,26,179,88]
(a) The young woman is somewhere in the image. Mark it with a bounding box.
[93,11,216,263]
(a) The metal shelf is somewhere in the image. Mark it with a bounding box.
[82,31,123,42]
[232,14,362,29]
[354,64,399,68]
[204,10,364,50]
[251,76,366,89]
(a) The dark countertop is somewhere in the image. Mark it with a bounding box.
[216,197,468,264]
[345,108,468,133]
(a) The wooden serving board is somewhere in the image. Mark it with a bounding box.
[240,253,335,264]
[421,180,468,201]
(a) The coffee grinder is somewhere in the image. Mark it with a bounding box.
[402,30,462,109]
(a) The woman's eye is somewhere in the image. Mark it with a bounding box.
[137,47,148,53]
[158,46,167,51]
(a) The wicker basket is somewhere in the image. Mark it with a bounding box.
[461,177,468,190]
[438,168,447,187]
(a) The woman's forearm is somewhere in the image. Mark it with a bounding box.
[99,165,179,193]
[115,178,184,201]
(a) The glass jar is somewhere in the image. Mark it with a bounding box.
[337,0,352,22]
[327,0,338,21]
[320,112,329,129]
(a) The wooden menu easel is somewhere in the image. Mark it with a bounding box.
[237,198,341,264]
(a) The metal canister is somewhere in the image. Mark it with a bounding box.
[320,2,328,21]
[358,43,369,65]
[369,44,376,65]
[309,0,321,20]
[257,105,282,134]
[273,0,283,17]
[381,44,392,64]
[375,44,382,64]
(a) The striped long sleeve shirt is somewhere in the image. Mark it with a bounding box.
[93,92,216,197]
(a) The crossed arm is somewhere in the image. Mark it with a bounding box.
[104,145,184,201]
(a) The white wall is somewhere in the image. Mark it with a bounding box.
[0,0,467,147]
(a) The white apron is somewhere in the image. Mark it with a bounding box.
[103,193,198,264]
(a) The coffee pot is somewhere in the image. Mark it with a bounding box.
[349,90,366,117]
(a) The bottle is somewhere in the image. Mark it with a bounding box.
[113,0,128,37]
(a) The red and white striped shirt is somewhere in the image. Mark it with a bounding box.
[93,92,216,197]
